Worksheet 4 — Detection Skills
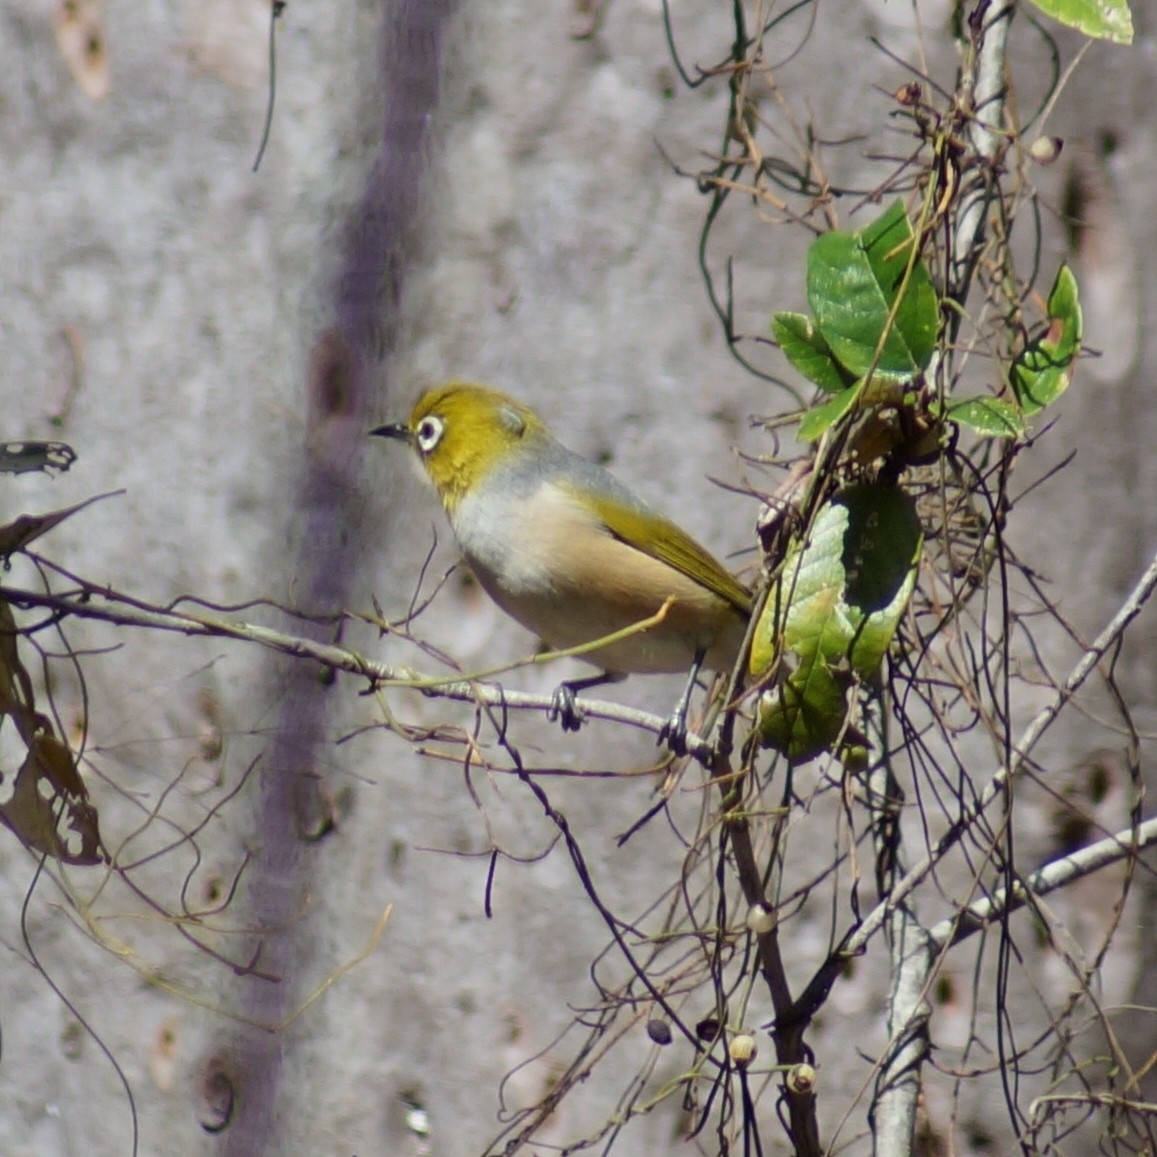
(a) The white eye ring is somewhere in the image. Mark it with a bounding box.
[415,415,444,453]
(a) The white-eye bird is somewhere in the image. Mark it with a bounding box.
[372,382,751,753]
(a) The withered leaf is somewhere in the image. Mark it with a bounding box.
[0,441,77,476]
[0,734,102,866]
[0,491,121,561]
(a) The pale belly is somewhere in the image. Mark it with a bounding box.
[453,473,746,675]
[469,559,745,675]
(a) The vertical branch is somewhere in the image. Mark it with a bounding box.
[868,748,935,1155]
[719,750,822,1157]
[871,3,1017,1149]
[872,917,935,1155]
[948,0,1016,305]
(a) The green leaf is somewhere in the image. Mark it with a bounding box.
[1010,265,1083,418]
[750,484,923,761]
[836,486,923,674]
[807,201,939,384]
[945,396,1026,438]
[797,384,860,442]
[756,659,847,762]
[772,312,853,394]
[1024,0,1133,43]
[1043,263,1082,362]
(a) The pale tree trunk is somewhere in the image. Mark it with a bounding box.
[0,1,1152,1154]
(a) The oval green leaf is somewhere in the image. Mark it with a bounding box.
[751,484,923,761]
[772,312,854,394]
[798,384,860,442]
[945,396,1025,438]
[757,660,847,761]
[1010,264,1083,418]
[807,201,938,384]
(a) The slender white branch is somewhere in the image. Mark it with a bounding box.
[849,547,1157,958]
[930,816,1157,950]
[864,543,1157,1155]
[951,0,1016,287]
[0,583,715,759]
[872,909,935,1157]
[873,15,1017,1133]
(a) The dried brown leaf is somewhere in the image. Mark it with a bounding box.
[0,491,121,560]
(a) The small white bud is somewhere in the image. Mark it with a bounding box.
[1028,136,1064,166]
[729,1033,758,1067]
[787,1062,817,1094]
[745,905,775,934]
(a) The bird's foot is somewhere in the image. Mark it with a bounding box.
[548,684,586,732]
[658,648,706,757]
[657,710,689,757]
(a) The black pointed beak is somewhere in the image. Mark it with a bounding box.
[369,422,412,443]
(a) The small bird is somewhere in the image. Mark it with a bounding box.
[372,382,751,752]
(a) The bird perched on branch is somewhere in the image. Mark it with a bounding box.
[372,382,751,753]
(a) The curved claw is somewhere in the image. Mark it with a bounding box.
[657,711,689,757]
[548,684,585,732]
[658,647,706,756]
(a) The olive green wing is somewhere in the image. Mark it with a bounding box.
[582,490,752,617]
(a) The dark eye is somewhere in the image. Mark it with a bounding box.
[415,415,444,453]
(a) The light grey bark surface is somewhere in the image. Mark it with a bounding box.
[0,1,1153,1154]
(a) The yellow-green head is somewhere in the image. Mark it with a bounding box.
[372,382,549,514]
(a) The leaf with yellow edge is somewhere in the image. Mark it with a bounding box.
[1010,265,1083,418]
[751,484,922,762]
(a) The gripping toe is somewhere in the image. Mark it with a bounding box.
[548,684,585,732]
[658,711,689,756]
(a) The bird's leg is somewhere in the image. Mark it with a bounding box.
[548,671,623,732]
[659,648,706,756]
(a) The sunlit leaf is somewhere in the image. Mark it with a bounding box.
[771,312,852,394]
[757,658,847,762]
[807,201,938,383]
[945,396,1026,438]
[798,385,860,442]
[1010,265,1083,418]
[1025,0,1132,44]
[751,484,923,761]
